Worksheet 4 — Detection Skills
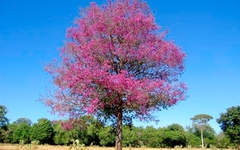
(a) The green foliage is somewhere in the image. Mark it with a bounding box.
[217,106,240,148]
[140,126,161,148]
[162,124,187,148]
[53,121,74,145]
[191,114,213,131]
[0,113,236,148]
[197,125,217,147]
[53,116,103,146]
[185,131,201,148]
[12,123,31,143]
[216,132,231,148]
[86,119,103,146]
[2,123,17,143]
[122,126,138,147]
[30,118,53,144]
[1,118,32,144]
[192,125,215,138]
[186,125,217,148]
[77,126,91,145]
[98,126,115,146]
[191,114,213,148]
[0,124,9,143]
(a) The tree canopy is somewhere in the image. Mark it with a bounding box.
[30,118,54,144]
[191,114,213,128]
[13,118,32,126]
[217,106,240,148]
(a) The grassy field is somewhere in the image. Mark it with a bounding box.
[0,144,225,150]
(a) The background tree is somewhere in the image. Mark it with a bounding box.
[30,118,54,144]
[98,126,115,146]
[196,125,217,148]
[162,124,186,148]
[6,118,32,143]
[42,0,187,150]
[216,132,231,148]
[191,114,213,148]
[122,125,138,147]
[13,118,32,126]
[186,125,217,148]
[53,121,70,145]
[0,105,9,143]
[1,124,17,143]
[157,127,168,148]
[0,105,9,127]
[53,120,82,145]
[86,116,103,146]
[0,124,10,143]
[185,128,201,148]
[12,122,31,143]
[140,126,160,147]
[53,117,103,146]
[217,106,240,148]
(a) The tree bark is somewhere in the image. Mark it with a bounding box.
[115,109,122,150]
[201,129,204,148]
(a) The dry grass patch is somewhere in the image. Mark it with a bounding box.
[0,144,227,150]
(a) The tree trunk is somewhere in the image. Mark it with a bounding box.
[201,129,204,148]
[115,109,122,150]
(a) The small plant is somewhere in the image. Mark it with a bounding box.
[209,144,217,150]
[69,139,88,150]
[174,145,183,149]
[17,140,39,150]
[138,141,145,148]
[18,140,25,149]
[30,140,39,149]
[128,144,133,150]
[186,145,193,150]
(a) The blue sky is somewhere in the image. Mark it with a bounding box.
[0,0,239,133]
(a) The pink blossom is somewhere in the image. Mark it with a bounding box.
[42,0,187,128]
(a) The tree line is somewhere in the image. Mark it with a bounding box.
[1,105,240,148]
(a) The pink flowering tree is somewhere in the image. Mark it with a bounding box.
[42,0,187,149]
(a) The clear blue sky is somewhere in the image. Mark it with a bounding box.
[0,0,239,133]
